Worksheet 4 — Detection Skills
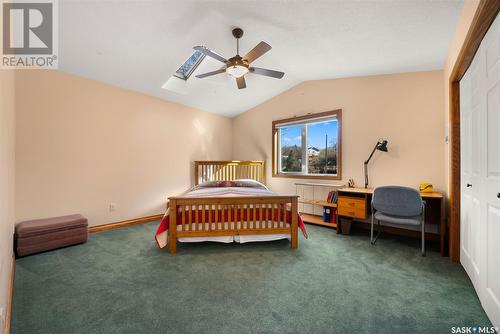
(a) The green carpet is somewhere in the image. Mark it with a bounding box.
[11,222,491,334]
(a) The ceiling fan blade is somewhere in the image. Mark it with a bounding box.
[243,41,272,64]
[193,46,227,64]
[250,67,285,79]
[195,68,226,79]
[236,76,246,89]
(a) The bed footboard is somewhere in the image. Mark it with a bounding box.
[168,196,299,254]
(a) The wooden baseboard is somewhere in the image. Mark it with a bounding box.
[88,214,163,233]
[5,255,14,334]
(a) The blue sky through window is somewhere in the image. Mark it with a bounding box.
[280,125,302,147]
[307,121,338,149]
[280,121,338,148]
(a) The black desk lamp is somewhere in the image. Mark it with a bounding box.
[364,139,388,188]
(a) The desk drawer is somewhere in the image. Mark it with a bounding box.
[338,207,367,219]
[338,197,366,210]
[338,196,367,219]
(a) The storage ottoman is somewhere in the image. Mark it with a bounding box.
[15,214,88,257]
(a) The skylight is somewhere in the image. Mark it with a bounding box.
[173,50,205,80]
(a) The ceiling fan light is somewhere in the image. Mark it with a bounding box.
[226,65,248,78]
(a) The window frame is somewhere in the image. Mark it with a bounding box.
[272,109,342,180]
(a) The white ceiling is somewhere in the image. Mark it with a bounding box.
[59,0,464,117]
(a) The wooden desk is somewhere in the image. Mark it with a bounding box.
[337,187,446,256]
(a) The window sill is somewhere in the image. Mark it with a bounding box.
[273,173,341,180]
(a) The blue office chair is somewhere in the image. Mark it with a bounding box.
[371,186,426,256]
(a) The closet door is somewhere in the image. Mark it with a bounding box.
[482,12,500,327]
[460,11,500,327]
[460,47,484,292]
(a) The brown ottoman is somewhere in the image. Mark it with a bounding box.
[15,214,88,257]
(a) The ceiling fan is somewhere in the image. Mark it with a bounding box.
[194,28,285,89]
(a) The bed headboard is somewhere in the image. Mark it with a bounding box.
[194,161,266,186]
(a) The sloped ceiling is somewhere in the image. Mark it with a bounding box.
[59,0,463,117]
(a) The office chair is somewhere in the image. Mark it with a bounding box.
[370,186,426,256]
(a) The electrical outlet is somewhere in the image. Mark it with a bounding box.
[109,203,117,212]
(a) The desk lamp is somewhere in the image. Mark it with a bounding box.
[364,139,388,188]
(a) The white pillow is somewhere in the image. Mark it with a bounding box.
[234,179,269,190]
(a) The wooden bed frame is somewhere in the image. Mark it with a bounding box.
[194,160,266,185]
[167,161,298,254]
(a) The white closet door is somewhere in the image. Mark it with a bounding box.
[460,11,500,327]
[482,12,500,327]
[460,46,484,293]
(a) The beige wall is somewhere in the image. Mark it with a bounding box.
[232,71,445,195]
[443,0,480,195]
[0,70,16,323]
[15,71,232,227]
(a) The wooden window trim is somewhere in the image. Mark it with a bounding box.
[272,109,342,180]
[448,0,500,262]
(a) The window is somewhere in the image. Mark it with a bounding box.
[173,50,205,80]
[272,110,342,180]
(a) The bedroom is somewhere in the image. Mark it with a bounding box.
[0,0,499,333]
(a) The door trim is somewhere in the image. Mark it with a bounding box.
[449,0,500,262]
